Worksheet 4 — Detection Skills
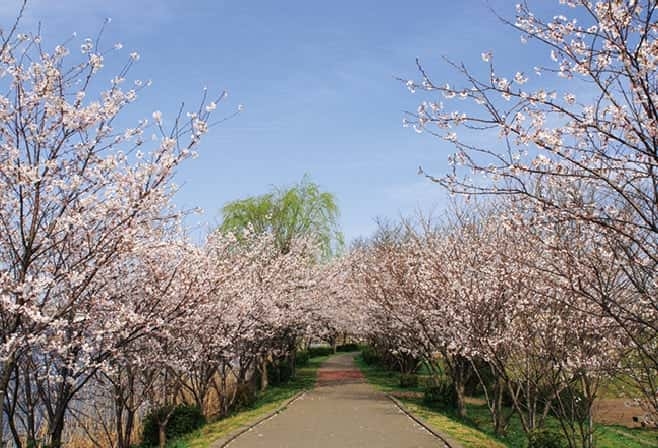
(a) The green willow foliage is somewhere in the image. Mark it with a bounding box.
[219,175,343,258]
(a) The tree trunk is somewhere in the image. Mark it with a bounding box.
[115,396,125,448]
[455,378,466,418]
[46,380,76,448]
[259,358,268,392]
[447,354,468,418]
[48,408,67,448]
[213,370,233,417]
[116,405,136,448]
[493,376,508,435]
[124,409,136,448]
[158,423,167,448]
[289,350,297,379]
[0,356,16,448]
[113,371,139,448]
[7,405,22,448]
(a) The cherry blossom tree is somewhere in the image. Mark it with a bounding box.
[347,228,435,379]
[347,202,632,446]
[0,7,227,445]
[404,0,657,424]
[304,255,364,353]
[0,4,347,447]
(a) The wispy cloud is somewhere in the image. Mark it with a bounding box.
[0,0,174,36]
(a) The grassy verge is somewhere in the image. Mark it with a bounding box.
[356,354,657,448]
[173,355,329,448]
[355,355,427,393]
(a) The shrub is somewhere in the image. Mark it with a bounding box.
[267,360,293,386]
[234,382,257,410]
[295,350,309,367]
[423,379,458,409]
[400,373,419,388]
[527,428,567,448]
[308,346,333,357]
[166,405,205,440]
[140,404,205,447]
[361,345,380,365]
[396,352,422,374]
[336,343,359,352]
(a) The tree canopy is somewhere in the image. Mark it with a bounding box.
[219,176,343,258]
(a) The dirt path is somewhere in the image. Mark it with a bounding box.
[227,353,447,447]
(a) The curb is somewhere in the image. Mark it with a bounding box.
[211,391,306,448]
[387,394,462,448]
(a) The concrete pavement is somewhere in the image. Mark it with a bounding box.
[227,353,447,448]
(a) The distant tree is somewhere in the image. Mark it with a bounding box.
[220,175,343,258]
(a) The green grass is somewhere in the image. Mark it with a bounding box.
[354,355,430,393]
[355,355,408,391]
[170,355,329,448]
[596,425,658,448]
[356,354,657,448]
[405,401,508,448]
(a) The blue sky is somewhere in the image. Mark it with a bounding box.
[1,0,563,243]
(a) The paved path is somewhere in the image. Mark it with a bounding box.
[227,353,446,448]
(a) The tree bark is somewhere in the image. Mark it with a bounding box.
[0,356,16,448]
[454,379,466,418]
[158,423,167,448]
[48,407,67,448]
[259,358,268,392]
[45,377,78,448]
[493,376,508,435]
[445,353,469,418]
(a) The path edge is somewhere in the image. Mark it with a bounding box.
[387,394,463,448]
[210,390,306,448]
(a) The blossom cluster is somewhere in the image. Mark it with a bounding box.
[398,0,657,443]
[0,24,321,448]
[348,199,654,444]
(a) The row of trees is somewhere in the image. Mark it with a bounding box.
[0,5,347,446]
[348,1,656,447]
[1,1,655,447]
[348,199,653,447]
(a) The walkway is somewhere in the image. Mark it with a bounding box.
[227,353,446,447]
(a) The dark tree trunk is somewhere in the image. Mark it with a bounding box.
[493,376,509,435]
[124,409,136,448]
[0,355,16,447]
[455,379,466,418]
[45,380,77,448]
[115,392,137,448]
[259,358,268,392]
[289,350,297,379]
[48,407,67,448]
[445,353,470,418]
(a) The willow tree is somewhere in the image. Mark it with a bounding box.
[220,175,343,258]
